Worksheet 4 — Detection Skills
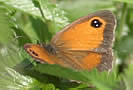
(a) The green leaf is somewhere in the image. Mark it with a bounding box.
[123,64,133,90]
[29,16,52,43]
[0,68,34,90]
[13,26,32,46]
[0,45,22,72]
[0,0,41,17]
[0,60,60,90]
[34,64,120,90]
[0,4,13,44]
[32,0,69,34]
[0,0,69,34]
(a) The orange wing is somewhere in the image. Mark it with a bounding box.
[24,44,73,66]
[50,10,116,71]
[24,10,116,71]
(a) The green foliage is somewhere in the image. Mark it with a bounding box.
[34,64,119,90]
[0,0,133,90]
[0,3,13,44]
[123,64,133,90]
[113,0,133,4]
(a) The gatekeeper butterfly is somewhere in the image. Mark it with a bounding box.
[24,10,116,71]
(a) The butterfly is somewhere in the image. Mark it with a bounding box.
[24,10,116,71]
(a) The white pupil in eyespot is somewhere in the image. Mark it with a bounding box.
[96,24,99,27]
[94,21,98,23]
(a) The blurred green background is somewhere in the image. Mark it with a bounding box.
[0,0,133,90]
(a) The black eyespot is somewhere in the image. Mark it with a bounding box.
[32,51,38,56]
[29,49,38,56]
[91,19,102,28]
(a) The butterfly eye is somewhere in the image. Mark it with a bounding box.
[91,19,102,28]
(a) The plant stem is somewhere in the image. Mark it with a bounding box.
[116,3,128,41]
[38,3,46,22]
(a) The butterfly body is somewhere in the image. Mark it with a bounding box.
[24,10,116,71]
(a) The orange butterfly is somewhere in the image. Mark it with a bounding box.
[24,10,116,71]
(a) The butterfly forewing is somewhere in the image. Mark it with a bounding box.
[51,10,116,71]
